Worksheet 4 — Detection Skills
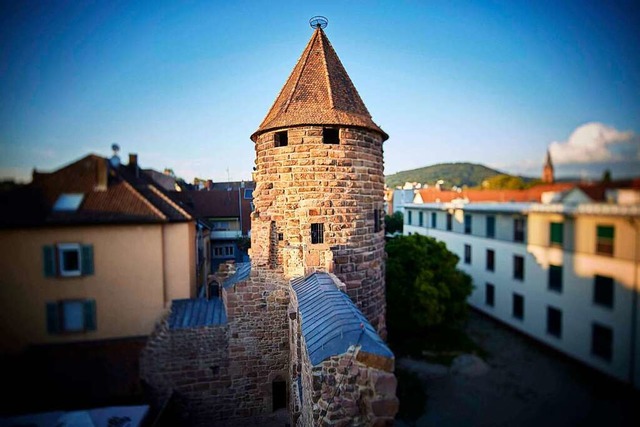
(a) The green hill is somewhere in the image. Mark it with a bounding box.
[385,163,506,188]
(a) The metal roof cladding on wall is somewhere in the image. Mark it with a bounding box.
[292,272,393,366]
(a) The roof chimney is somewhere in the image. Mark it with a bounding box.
[95,158,108,191]
[129,153,138,167]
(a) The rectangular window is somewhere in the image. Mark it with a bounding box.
[431,212,437,228]
[513,255,524,281]
[486,216,495,238]
[548,265,563,293]
[243,189,254,199]
[418,212,423,227]
[374,209,382,233]
[58,243,81,277]
[485,283,495,307]
[446,213,452,231]
[550,222,563,246]
[591,323,613,362]
[407,211,412,225]
[323,127,340,144]
[213,245,235,258]
[464,244,471,264]
[311,223,324,244]
[547,306,562,338]
[486,249,495,272]
[277,232,284,241]
[274,130,288,147]
[596,225,614,256]
[514,218,525,242]
[46,299,97,334]
[43,244,94,278]
[512,293,524,320]
[464,214,472,234]
[594,274,614,308]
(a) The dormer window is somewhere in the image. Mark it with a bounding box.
[323,127,339,144]
[274,131,288,147]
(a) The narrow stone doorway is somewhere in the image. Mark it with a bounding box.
[272,380,287,411]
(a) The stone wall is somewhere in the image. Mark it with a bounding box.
[288,278,398,427]
[141,266,292,426]
[140,315,231,424]
[252,125,387,333]
[222,267,291,419]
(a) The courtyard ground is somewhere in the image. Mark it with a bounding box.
[396,310,640,427]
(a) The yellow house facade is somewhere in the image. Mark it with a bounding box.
[0,154,196,353]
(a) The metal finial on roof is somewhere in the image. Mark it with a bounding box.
[309,16,328,29]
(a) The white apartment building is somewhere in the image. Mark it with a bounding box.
[404,199,640,387]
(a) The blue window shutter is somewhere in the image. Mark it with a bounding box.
[84,300,97,331]
[46,302,59,334]
[43,245,56,277]
[81,245,94,275]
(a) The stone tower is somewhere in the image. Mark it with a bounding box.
[542,149,554,183]
[250,25,389,332]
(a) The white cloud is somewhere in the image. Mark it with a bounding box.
[549,122,639,164]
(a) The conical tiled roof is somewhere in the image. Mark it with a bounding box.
[251,28,388,141]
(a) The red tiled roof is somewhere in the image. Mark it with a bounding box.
[251,28,387,141]
[415,183,576,203]
[1,155,191,227]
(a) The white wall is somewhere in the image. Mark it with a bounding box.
[404,206,640,387]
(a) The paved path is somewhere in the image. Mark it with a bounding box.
[397,310,640,427]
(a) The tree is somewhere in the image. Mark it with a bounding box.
[385,211,404,234]
[481,174,526,190]
[385,234,473,335]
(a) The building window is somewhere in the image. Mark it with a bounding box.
[547,306,562,338]
[591,323,613,362]
[486,249,495,272]
[514,218,525,242]
[431,212,437,228]
[512,293,524,320]
[274,130,288,147]
[46,299,97,334]
[596,225,614,256]
[277,232,284,241]
[485,283,495,307]
[548,265,563,293]
[550,222,563,246]
[213,245,235,258]
[513,255,524,281]
[464,244,471,264]
[323,127,340,144]
[374,209,382,233]
[486,216,495,238]
[407,211,412,225]
[464,214,472,234]
[311,223,324,244]
[593,274,614,308]
[243,189,254,199]
[446,213,452,231]
[418,212,423,227]
[43,244,94,278]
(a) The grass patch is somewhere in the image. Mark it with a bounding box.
[395,367,427,423]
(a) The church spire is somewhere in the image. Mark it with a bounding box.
[542,149,554,183]
[251,26,387,141]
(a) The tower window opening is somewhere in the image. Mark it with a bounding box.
[323,127,339,144]
[311,223,324,244]
[275,131,288,147]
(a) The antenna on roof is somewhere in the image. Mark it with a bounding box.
[109,143,121,168]
[309,16,328,29]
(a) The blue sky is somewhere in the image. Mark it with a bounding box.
[1,0,638,183]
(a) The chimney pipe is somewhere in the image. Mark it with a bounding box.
[129,153,138,167]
